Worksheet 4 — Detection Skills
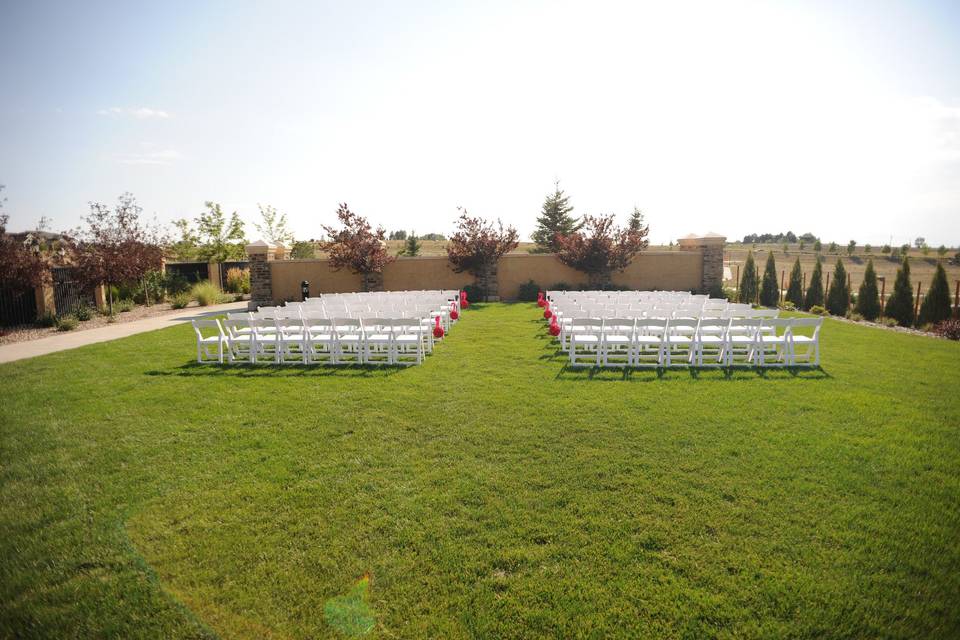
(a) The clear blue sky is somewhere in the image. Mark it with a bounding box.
[1,0,958,246]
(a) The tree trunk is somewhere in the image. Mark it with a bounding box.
[107,283,114,315]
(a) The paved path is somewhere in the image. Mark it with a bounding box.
[0,301,248,364]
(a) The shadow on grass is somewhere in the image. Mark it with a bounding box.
[145,361,408,378]
[553,362,830,382]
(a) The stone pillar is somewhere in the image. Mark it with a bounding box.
[678,233,726,294]
[362,271,384,292]
[246,241,277,310]
[477,262,499,301]
[34,282,55,317]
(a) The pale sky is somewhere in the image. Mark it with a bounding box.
[1,0,959,246]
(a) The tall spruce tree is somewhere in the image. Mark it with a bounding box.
[885,256,914,327]
[759,251,779,307]
[785,257,803,308]
[532,181,579,252]
[917,262,952,326]
[403,232,421,257]
[803,258,824,310]
[855,258,881,321]
[738,251,758,304]
[825,258,850,316]
[628,206,645,232]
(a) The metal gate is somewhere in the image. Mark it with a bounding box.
[0,287,38,327]
[52,267,94,316]
[165,262,209,283]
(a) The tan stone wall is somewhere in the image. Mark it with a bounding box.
[268,251,705,302]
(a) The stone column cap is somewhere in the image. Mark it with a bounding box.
[678,233,726,247]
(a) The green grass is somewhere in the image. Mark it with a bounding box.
[2,303,959,639]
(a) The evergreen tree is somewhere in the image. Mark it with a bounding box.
[885,256,914,327]
[532,181,579,252]
[403,232,421,257]
[803,258,824,310]
[855,259,881,321]
[825,258,850,316]
[738,251,758,304]
[785,257,804,308]
[917,262,952,326]
[759,251,779,307]
[628,206,645,232]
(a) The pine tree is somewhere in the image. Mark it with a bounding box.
[803,258,824,310]
[855,258,881,321]
[738,251,758,304]
[403,232,421,257]
[785,257,803,308]
[628,206,645,232]
[917,262,951,326]
[759,251,779,307]
[885,256,914,327]
[825,258,850,316]
[532,181,579,252]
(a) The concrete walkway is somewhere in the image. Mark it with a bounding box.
[0,301,248,364]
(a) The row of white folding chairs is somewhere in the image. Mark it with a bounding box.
[564,317,821,368]
[192,316,430,366]
[292,302,456,331]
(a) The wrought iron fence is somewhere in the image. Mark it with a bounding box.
[165,262,209,284]
[52,267,94,316]
[0,287,38,327]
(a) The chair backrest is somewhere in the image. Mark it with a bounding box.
[332,317,363,335]
[729,318,762,335]
[192,319,223,339]
[789,317,823,337]
[696,318,729,335]
[223,317,252,338]
[760,318,792,335]
[604,318,636,335]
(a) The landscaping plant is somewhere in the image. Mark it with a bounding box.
[803,258,825,310]
[759,251,779,307]
[856,258,881,321]
[738,251,758,304]
[917,262,952,327]
[785,257,804,308]
[825,259,850,316]
[885,256,915,327]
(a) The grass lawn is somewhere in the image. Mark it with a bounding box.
[2,303,959,638]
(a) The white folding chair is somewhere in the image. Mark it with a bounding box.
[633,318,667,368]
[663,318,698,367]
[276,318,307,364]
[601,318,635,367]
[191,319,226,363]
[727,318,762,366]
[757,318,791,367]
[788,318,823,366]
[303,316,335,365]
[252,318,280,363]
[364,318,394,365]
[223,317,256,363]
[569,318,603,367]
[693,318,729,367]
[333,317,364,364]
[393,318,425,366]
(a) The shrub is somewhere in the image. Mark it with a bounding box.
[825,259,850,316]
[164,272,191,295]
[917,262,952,327]
[933,318,960,340]
[759,251,779,307]
[803,259,824,310]
[808,305,827,316]
[881,317,898,327]
[115,299,135,313]
[884,256,914,327]
[785,257,803,308]
[170,292,191,309]
[517,280,541,302]
[550,281,574,291]
[35,311,57,328]
[778,301,796,311]
[73,302,93,321]
[461,284,484,304]
[192,281,223,307]
[848,311,863,322]
[738,251,758,303]
[224,267,251,294]
[55,316,78,331]
[555,214,648,288]
[856,259,881,321]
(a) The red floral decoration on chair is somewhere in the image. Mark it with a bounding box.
[549,320,561,336]
[433,315,445,339]
[450,302,459,321]
[460,290,469,308]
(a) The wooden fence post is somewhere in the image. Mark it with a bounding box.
[955,280,959,316]
[780,270,785,302]
[825,272,830,295]
[879,277,886,315]
[914,281,922,320]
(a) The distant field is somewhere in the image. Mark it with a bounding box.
[724,244,960,296]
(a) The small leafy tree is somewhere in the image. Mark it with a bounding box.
[389,230,407,241]
[196,202,246,261]
[917,262,952,326]
[447,209,519,298]
[799,239,805,251]
[915,237,926,249]
[168,218,200,261]
[532,181,579,253]
[803,258,824,310]
[813,240,822,253]
[828,241,838,254]
[290,240,316,259]
[855,259,881,321]
[555,213,649,288]
[937,245,947,257]
[0,186,52,293]
[72,193,165,313]
[255,204,294,247]
[785,257,804,308]
[321,203,394,291]
[900,243,910,257]
[864,243,872,254]
[881,244,891,254]
[403,233,421,257]
[738,251,758,304]
[759,251,779,307]
[825,259,850,316]
[847,240,856,256]
[885,256,914,327]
